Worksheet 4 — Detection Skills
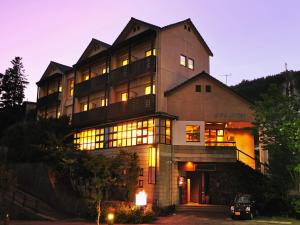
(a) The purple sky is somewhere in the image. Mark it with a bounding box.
[1,0,299,101]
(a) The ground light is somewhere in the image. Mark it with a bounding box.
[107,213,114,225]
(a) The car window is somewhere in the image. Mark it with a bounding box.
[235,195,251,203]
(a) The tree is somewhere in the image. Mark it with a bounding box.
[254,84,300,198]
[0,56,28,108]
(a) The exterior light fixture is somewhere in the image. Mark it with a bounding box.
[107,213,114,225]
[135,190,147,206]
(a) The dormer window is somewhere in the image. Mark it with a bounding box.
[188,58,194,70]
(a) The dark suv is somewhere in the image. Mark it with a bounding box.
[230,194,256,220]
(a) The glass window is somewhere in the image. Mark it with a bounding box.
[195,85,201,92]
[82,103,88,112]
[122,59,129,66]
[69,80,74,97]
[145,85,155,95]
[58,85,62,92]
[206,85,212,92]
[100,98,108,107]
[145,49,156,57]
[180,55,186,66]
[186,125,200,142]
[188,58,194,70]
[121,92,128,102]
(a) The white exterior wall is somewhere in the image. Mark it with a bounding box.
[172,120,205,146]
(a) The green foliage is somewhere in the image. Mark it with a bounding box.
[291,197,300,217]
[254,84,300,199]
[233,70,300,102]
[0,57,28,108]
[0,116,72,163]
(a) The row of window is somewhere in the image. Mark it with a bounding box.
[180,55,194,70]
[74,118,171,150]
[79,85,155,112]
[79,48,156,82]
[195,84,212,93]
[185,125,225,143]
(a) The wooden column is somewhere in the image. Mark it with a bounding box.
[127,43,131,99]
[150,37,155,94]
[72,70,77,117]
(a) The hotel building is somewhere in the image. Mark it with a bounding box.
[36,18,267,206]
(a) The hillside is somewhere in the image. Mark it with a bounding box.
[232,70,300,102]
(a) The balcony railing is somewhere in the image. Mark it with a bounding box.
[72,106,107,128]
[109,56,156,85]
[72,94,155,128]
[74,74,108,98]
[37,92,60,108]
[107,94,155,121]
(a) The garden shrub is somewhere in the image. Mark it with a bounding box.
[291,197,300,218]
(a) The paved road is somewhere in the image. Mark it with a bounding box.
[10,207,300,225]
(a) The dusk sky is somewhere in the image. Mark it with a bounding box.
[0,0,299,101]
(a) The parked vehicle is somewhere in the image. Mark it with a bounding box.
[230,194,257,220]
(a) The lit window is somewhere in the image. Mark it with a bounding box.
[180,55,186,66]
[82,103,88,111]
[101,98,108,107]
[74,128,105,151]
[188,58,194,70]
[206,85,212,92]
[145,85,155,95]
[69,80,74,97]
[122,59,129,66]
[121,92,128,102]
[217,129,224,137]
[84,74,89,81]
[57,111,61,118]
[58,86,62,92]
[102,67,109,74]
[186,125,200,142]
[145,49,156,57]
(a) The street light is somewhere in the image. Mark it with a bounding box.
[135,190,147,206]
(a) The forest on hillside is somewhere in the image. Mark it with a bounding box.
[232,70,300,102]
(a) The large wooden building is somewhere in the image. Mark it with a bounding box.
[36,18,268,206]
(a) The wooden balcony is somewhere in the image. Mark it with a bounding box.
[109,56,156,85]
[107,94,155,121]
[72,94,155,128]
[74,74,108,98]
[72,106,107,128]
[37,92,60,109]
[172,145,237,163]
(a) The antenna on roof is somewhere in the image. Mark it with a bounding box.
[285,62,288,72]
[220,74,232,85]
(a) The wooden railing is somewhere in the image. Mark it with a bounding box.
[109,56,156,85]
[205,141,236,147]
[74,74,108,98]
[37,92,60,108]
[72,94,155,128]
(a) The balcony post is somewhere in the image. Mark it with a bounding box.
[107,54,111,105]
[72,70,77,118]
[150,38,155,94]
[127,42,131,99]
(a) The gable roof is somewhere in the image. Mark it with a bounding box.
[37,61,72,84]
[77,38,111,63]
[162,18,213,56]
[113,17,160,45]
[164,71,253,105]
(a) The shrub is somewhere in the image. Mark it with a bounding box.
[291,197,300,218]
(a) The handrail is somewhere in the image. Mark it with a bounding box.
[236,149,269,173]
[205,141,236,146]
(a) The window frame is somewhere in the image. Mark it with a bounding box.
[205,85,212,92]
[180,55,187,67]
[186,125,201,143]
[187,58,194,70]
[195,85,201,92]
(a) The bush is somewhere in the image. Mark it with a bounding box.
[153,204,175,216]
[291,197,300,218]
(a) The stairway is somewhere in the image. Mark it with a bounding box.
[4,189,67,220]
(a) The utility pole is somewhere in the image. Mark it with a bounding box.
[220,74,232,85]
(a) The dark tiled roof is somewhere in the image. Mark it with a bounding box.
[164,71,253,105]
[37,61,72,84]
